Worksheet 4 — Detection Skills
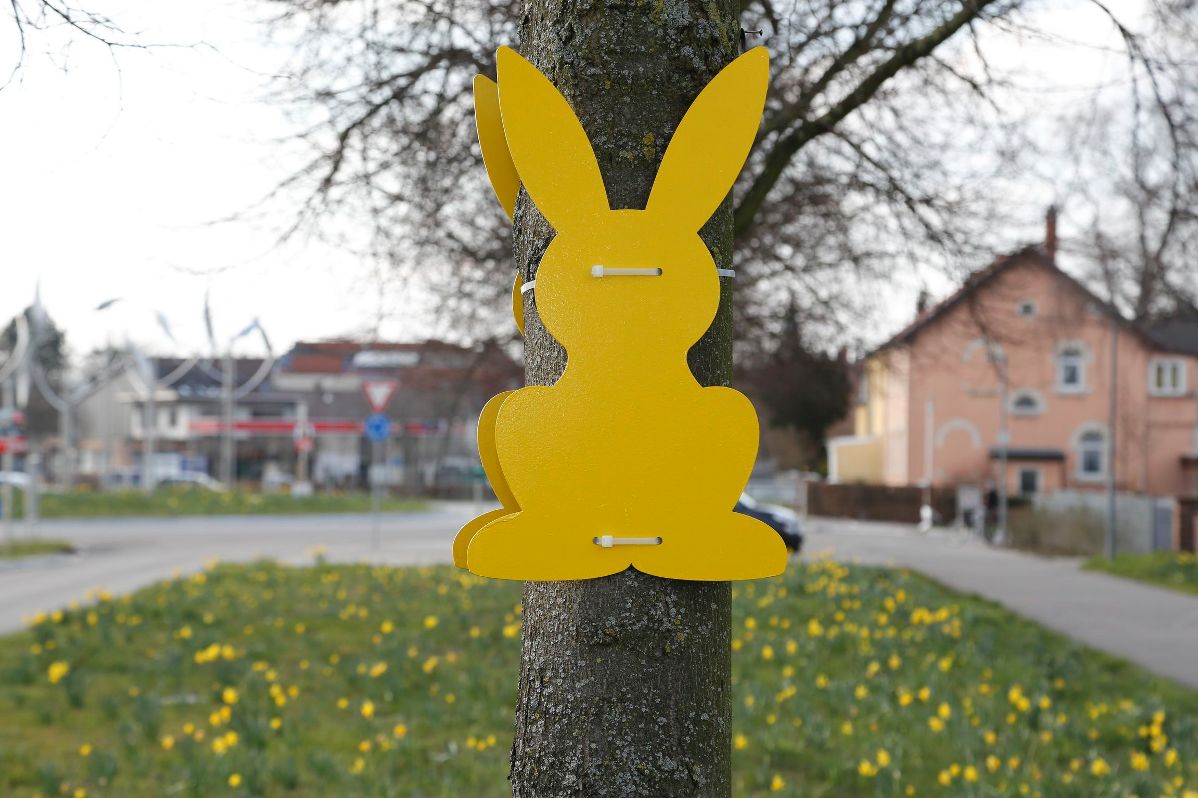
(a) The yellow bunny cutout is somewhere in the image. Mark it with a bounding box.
[456,46,787,581]
[449,73,524,571]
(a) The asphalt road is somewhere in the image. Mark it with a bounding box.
[2,507,1196,690]
[0,504,476,635]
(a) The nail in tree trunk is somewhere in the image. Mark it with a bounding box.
[510,1,743,794]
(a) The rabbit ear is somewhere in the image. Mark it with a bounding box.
[497,46,609,231]
[645,47,769,231]
[473,75,519,220]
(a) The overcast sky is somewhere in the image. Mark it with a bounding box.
[0,0,434,363]
[0,0,1136,363]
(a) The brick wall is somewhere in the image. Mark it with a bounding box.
[808,482,957,524]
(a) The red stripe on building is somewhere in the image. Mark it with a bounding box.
[186,419,446,437]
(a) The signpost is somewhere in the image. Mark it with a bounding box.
[362,380,398,414]
[0,396,16,549]
[362,381,398,551]
[364,413,391,442]
[292,401,314,497]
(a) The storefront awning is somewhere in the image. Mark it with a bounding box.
[988,447,1065,461]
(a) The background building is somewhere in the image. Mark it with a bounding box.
[829,246,1198,498]
[73,339,522,494]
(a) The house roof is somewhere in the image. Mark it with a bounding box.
[277,339,523,402]
[149,357,286,403]
[1142,317,1198,356]
[279,339,519,377]
[874,247,1049,353]
[873,246,1180,356]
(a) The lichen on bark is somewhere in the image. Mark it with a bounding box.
[509,0,743,794]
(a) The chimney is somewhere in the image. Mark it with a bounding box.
[1045,204,1058,265]
[916,288,931,315]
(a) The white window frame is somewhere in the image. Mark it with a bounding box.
[1072,424,1107,482]
[1055,341,1089,395]
[1017,467,1042,496]
[1008,389,1046,417]
[1148,357,1188,398]
[1017,300,1038,318]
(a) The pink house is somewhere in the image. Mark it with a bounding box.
[828,240,1198,501]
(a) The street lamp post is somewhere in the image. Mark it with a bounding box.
[203,302,273,487]
[0,314,31,547]
[221,349,235,485]
[2,379,15,548]
[987,341,1010,545]
[131,350,163,494]
[94,298,123,489]
[1106,317,1119,559]
[146,367,157,492]
[29,342,127,490]
[94,299,199,493]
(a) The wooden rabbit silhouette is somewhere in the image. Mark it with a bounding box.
[456,46,787,581]
[450,72,522,571]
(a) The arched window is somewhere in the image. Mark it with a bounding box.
[1009,390,1045,417]
[1075,427,1106,480]
[1056,343,1087,393]
[962,337,1004,364]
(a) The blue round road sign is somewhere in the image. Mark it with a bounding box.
[365,413,391,442]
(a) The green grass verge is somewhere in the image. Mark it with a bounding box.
[1084,551,1198,596]
[2,559,1196,797]
[0,540,75,560]
[11,488,428,519]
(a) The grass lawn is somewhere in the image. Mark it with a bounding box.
[0,540,75,560]
[1085,552,1198,596]
[11,488,427,519]
[2,559,1196,797]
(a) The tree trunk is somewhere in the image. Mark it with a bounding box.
[510,1,742,795]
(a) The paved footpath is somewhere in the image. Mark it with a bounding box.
[1,507,1196,690]
[804,517,1198,690]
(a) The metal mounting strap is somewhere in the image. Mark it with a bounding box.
[593,535,664,548]
[591,266,663,277]
[522,268,735,292]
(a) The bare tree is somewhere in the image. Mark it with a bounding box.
[265,0,1197,352]
[1064,1,1198,319]
[3,1,139,86]
[264,0,1027,345]
[257,0,1198,793]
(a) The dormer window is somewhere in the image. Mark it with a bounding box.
[1149,358,1187,397]
[1056,342,1088,394]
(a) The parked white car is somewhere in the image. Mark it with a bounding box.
[156,471,226,492]
[0,471,31,489]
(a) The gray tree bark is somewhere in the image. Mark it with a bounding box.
[510,1,743,795]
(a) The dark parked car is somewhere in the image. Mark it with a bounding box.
[735,492,803,552]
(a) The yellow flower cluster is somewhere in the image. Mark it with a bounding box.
[729,555,1198,796]
[47,661,70,684]
[10,558,1197,797]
